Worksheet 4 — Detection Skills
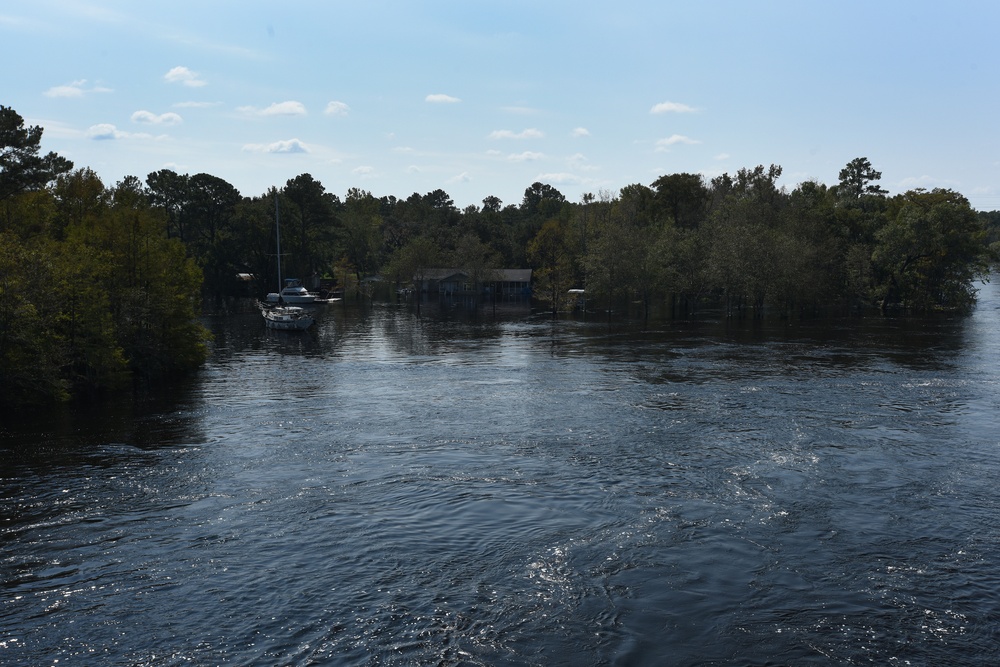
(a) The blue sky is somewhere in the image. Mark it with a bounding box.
[4,0,1000,210]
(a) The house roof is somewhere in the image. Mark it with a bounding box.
[415,268,532,282]
[420,269,467,281]
[497,269,532,282]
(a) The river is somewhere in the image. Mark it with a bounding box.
[3,285,1000,666]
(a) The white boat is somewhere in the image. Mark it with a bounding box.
[261,304,315,330]
[262,195,315,330]
[266,277,321,305]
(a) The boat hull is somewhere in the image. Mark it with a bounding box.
[266,291,320,305]
[266,279,321,305]
[261,305,315,330]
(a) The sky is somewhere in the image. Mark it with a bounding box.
[3,0,1000,211]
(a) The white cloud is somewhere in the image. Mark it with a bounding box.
[86,124,154,141]
[650,101,697,114]
[571,127,591,138]
[325,101,350,116]
[261,101,307,116]
[87,123,122,140]
[131,110,182,125]
[508,151,544,162]
[489,128,544,140]
[45,84,84,98]
[32,119,82,140]
[353,166,375,176]
[239,101,307,116]
[568,153,598,171]
[715,153,731,161]
[44,79,112,98]
[536,172,582,185]
[242,139,309,154]
[164,66,206,87]
[269,139,309,153]
[448,172,472,184]
[656,134,700,151]
[426,93,461,104]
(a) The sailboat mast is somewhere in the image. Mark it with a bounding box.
[275,194,282,293]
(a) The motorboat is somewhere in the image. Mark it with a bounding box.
[266,278,321,305]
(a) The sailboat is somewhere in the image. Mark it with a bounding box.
[261,196,315,331]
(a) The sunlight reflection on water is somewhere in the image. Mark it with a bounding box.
[3,284,1000,665]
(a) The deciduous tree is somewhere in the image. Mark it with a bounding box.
[873,189,988,311]
[527,218,574,316]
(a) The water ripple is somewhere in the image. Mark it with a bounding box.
[5,291,1000,665]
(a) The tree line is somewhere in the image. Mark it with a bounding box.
[2,106,207,407]
[142,159,996,318]
[144,156,995,320]
[2,103,997,406]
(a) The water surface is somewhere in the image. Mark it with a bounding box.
[3,288,1000,665]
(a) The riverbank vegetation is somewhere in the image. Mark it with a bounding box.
[1,106,207,407]
[140,158,996,321]
[2,103,996,406]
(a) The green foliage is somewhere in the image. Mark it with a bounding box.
[53,168,107,238]
[340,188,383,283]
[0,231,70,405]
[651,173,709,229]
[838,157,888,200]
[5,96,995,409]
[527,218,574,314]
[384,236,440,288]
[977,210,1000,264]
[1,150,208,408]
[143,169,242,295]
[582,191,666,319]
[702,165,789,316]
[283,174,340,281]
[873,189,988,311]
[451,234,501,293]
[521,182,566,219]
[0,105,73,202]
[51,233,129,395]
[144,159,992,321]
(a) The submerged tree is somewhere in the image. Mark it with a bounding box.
[873,189,988,311]
[384,236,441,314]
[2,137,209,408]
[0,228,73,405]
[283,173,340,281]
[340,187,383,285]
[452,233,502,307]
[528,218,574,316]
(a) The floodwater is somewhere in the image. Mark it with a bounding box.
[3,286,1000,666]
